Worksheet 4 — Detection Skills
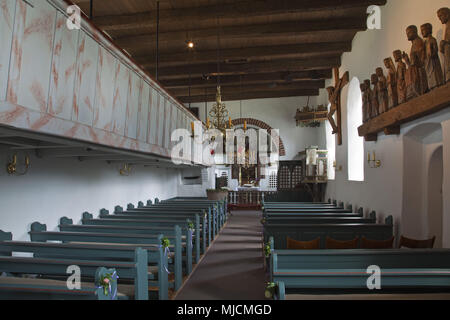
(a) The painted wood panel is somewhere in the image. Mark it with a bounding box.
[7,0,56,113]
[157,94,165,147]
[48,12,78,120]
[111,62,129,135]
[93,46,116,131]
[72,32,98,125]
[125,72,140,139]
[149,87,158,145]
[137,81,149,142]
[0,0,15,102]
[0,0,199,160]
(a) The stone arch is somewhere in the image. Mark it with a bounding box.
[231,118,286,156]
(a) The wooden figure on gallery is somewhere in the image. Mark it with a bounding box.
[364,79,372,119]
[383,57,398,109]
[393,50,407,104]
[376,67,389,114]
[437,7,450,82]
[420,23,444,89]
[402,52,420,101]
[370,74,379,118]
[360,82,369,123]
[406,25,429,95]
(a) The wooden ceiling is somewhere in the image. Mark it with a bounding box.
[73,0,387,103]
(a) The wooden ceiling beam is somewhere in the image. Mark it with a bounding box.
[161,70,332,89]
[90,0,386,32]
[179,89,320,103]
[115,18,366,49]
[154,57,341,80]
[170,80,325,97]
[139,41,352,68]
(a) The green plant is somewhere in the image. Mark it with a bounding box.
[161,237,171,248]
[265,282,277,299]
[264,243,272,258]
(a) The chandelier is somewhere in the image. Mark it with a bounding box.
[207,86,233,134]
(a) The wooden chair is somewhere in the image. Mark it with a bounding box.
[286,237,320,250]
[361,236,395,249]
[399,236,436,249]
[325,237,359,249]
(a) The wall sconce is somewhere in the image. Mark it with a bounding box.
[333,161,343,172]
[7,154,30,175]
[367,151,381,168]
[119,163,132,176]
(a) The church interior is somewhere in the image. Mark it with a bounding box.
[0,0,450,302]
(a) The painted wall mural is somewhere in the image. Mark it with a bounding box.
[0,0,198,159]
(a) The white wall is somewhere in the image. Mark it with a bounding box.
[0,147,180,241]
[191,95,325,161]
[317,0,450,246]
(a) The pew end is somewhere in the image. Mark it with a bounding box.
[59,217,73,226]
[82,212,94,220]
[99,209,110,217]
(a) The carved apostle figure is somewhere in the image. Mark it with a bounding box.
[376,68,389,114]
[370,74,379,118]
[406,25,429,95]
[402,52,420,100]
[421,23,444,89]
[383,57,398,109]
[438,7,450,82]
[393,50,407,104]
[360,82,369,122]
[364,79,372,119]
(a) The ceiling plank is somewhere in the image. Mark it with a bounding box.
[154,57,341,80]
[161,70,332,89]
[179,89,320,103]
[139,41,352,68]
[91,0,386,32]
[115,18,366,49]
[170,80,325,97]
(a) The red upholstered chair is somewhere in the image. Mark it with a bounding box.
[399,236,436,249]
[325,237,359,249]
[286,237,321,250]
[361,236,395,249]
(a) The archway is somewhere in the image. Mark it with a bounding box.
[427,146,443,248]
[402,123,443,240]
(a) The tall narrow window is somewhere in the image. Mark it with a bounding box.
[325,103,336,180]
[347,77,364,181]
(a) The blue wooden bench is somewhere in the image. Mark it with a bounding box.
[264,216,394,249]
[270,248,450,299]
[0,230,148,300]
[264,211,376,225]
[0,267,123,300]
[28,221,183,292]
[60,216,193,278]
[109,206,214,247]
[98,208,208,258]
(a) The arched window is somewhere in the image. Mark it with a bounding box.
[325,103,336,180]
[347,77,364,181]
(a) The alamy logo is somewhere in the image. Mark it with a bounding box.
[66,265,81,290]
[367,5,382,30]
[366,265,381,290]
[66,5,81,30]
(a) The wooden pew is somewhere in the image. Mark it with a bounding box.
[131,201,222,237]
[59,216,193,277]
[264,211,376,225]
[270,249,450,299]
[108,207,213,247]
[264,207,363,219]
[0,267,123,300]
[83,212,204,264]
[29,222,183,292]
[264,216,394,249]
[0,239,167,300]
[0,230,148,300]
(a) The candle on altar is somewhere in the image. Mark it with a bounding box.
[191,122,195,135]
[229,117,232,128]
[244,120,247,131]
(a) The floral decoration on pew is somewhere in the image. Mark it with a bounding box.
[187,220,195,247]
[161,237,172,274]
[264,243,272,258]
[96,271,118,300]
[260,218,266,225]
[264,282,278,299]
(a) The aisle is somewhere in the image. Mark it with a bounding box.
[174,210,266,300]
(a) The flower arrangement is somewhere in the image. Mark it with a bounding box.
[265,282,277,299]
[97,271,118,299]
[264,243,272,258]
